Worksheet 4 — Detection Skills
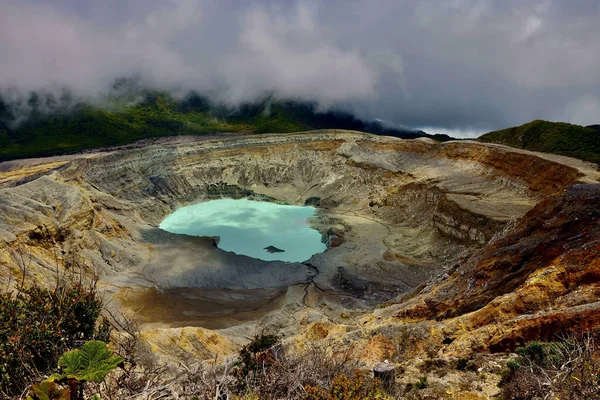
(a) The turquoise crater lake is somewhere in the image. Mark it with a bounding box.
[159,198,327,262]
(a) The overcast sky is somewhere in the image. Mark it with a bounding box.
[1,0,599,136]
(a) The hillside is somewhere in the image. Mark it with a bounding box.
[479,119,600,164]
[0,89,450,161]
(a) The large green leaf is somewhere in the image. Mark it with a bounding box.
[57,348,84,375]
[56,340,123,383]
[27,381,70,400]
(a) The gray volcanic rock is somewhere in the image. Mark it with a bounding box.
[264,245,285,253]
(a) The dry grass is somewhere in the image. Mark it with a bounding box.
[79,329,395,400]
[500,336,600,400]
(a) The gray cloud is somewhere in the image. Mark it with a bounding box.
[1,0,599,135]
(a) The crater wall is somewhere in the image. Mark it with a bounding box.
[0,130,588,338]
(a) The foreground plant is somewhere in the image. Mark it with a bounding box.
[232,333,279,393]
[305,371,390,400]
[27,381,69,400]
[26,341,122,400]
[500,336,600,399]
[49,340,124,400]
[0,277,109,397]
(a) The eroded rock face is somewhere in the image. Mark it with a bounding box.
[0,130,594,358]
[392,183,600,352]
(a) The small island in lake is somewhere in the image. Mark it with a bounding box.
[264,245,285,253]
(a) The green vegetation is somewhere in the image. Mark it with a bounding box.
[479,119,600,164]
[0,92,262,160]
[51,340,122,385]
[455,358,477,372]
[228,333,391,399]
[26,341,121,400]
[47,341,123,400]
[499,338,600,399]
[0,88,448,161]
[304,372,390,400]
[414,376,428,390]
[0,278,109,397]
[232,333,280,393]
[0,253,389,399]
[27,381,70,400]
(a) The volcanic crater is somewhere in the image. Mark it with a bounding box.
[1,130,598,356]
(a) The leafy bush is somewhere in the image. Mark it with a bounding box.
[232,333,279,393]
[506,359,520,372]
[25,341,121,400]
[0,280,109,397]
[50,340,123,384]
[514,341,546,365]
[47,340,123,400]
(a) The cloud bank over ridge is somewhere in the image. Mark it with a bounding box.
[1,0,599,134]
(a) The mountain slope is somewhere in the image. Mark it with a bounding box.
[479,120,600,164]
[0,90,450,161]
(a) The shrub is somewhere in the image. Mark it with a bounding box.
[456,358,478,372]
[506,359,520,372]
[500,337,600,400]
[456,358,469,371]
[305,371,390,400]
[207,340,364,399]
[414,376,428,390]
[63,331,387,399]
[514,341,546,365]
[0,279,109,397]
[232,333,279,393]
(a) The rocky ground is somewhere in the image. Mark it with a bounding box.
[1,130,598,398]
